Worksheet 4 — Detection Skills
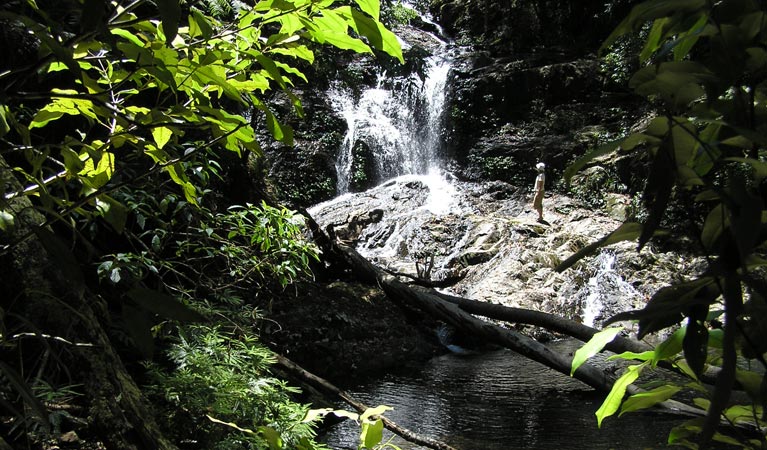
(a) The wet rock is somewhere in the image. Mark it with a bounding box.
[310,175,705,334]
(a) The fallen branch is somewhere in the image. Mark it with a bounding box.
[334,242,706,417]
[274,354,458,450]
[422,287,726,387]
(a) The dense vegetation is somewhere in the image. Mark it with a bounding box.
[0,0,400,448]
[1,0,767,449]
[564,1,767,448]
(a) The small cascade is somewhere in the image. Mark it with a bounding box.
[329,44,453,194]
[578,251,643,328]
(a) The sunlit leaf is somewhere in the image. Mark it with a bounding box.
[571,327,622,376]
[360,419,384,449]
[354,0,379,20]
[596,362,648,427]
[152,126,173,149]
[360,404,392,421]
[620,384,681,415]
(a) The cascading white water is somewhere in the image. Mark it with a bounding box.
[580,251,643,327]
[329,53,452,194]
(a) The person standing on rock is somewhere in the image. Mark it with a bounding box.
[532,162,546,223]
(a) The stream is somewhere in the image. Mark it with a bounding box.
[312,6,689,449]
[319,340,684,449]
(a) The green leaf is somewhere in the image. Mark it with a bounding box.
[157,0,181,45]
[259,425,284,450]
[0,104,10,138]
[0,210,15,233]
[654,326,685,363]
[607,350,655,361]
[360,404,392,421]
[596,362,648,427]
[354,0,380,20]
[360,419,384,449]
[126,287,206,322]
[302,408,334,423]
[620,384,681,415]
[111,28,145,47]
[189,8,214,39]
[556,223,643,272]
[78,151,115,189]
[571,327,622,376]
[338,7,403,63]
[152,126,173,149]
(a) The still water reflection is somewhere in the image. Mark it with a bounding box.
[320,340,687,449]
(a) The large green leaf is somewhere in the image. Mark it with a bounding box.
[571,327,622,376]
[156,0,181,45]
[360,419,384,448]
[337,7,403,63]
[620,384,681,415]
[596,362,648,427]
[354,0,379,20]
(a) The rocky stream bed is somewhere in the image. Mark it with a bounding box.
[264,175,705,382]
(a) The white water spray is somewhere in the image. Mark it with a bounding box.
[581,252,643,328]
[329,54,453,194]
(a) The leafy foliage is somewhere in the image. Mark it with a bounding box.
[145,325,323,449]
[0,0,403,246]
[0,0,403,446]
[562,0,767,447]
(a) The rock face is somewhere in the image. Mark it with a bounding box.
[433,0,649,187]
[309,176,704,338]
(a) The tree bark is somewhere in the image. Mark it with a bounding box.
[0,157,175,449]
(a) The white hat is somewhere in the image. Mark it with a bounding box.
[535,162,545,171]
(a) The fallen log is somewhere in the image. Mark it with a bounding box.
[423,287,651,354]
[420,286,727,387]
[274,354,458,450]
[333,242,706,417]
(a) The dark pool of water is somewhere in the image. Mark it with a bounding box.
[319,340,692,450]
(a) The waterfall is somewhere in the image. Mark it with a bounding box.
[329,51,452,194]
[580,251,643,328]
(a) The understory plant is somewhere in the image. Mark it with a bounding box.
[562,0,767,448]
[145,325,323,450]
[0,0,403,446]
